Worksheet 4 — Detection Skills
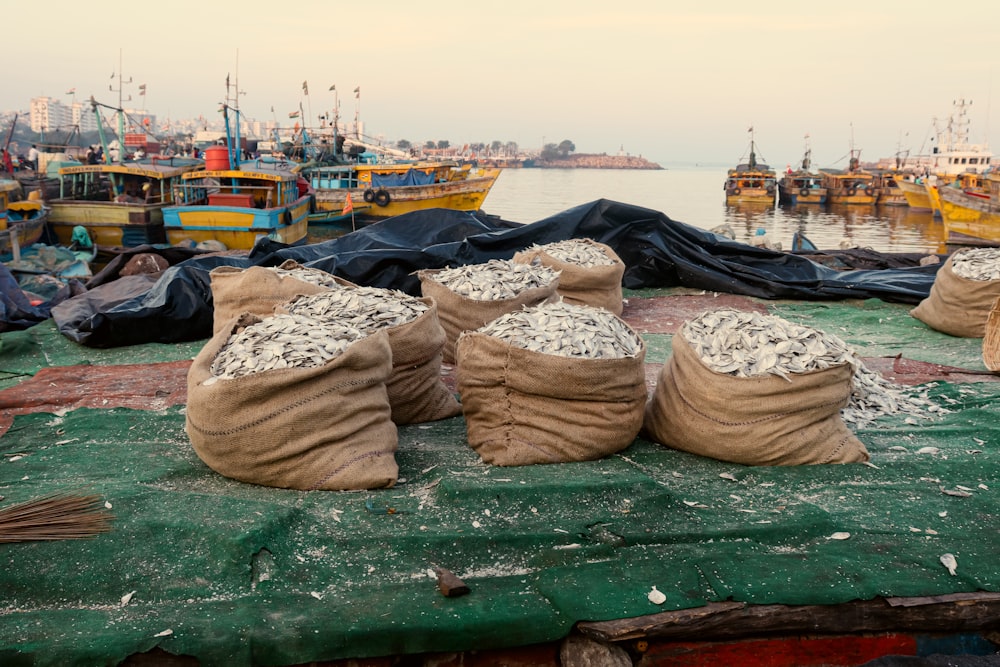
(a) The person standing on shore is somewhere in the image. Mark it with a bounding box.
[27,145,39,172]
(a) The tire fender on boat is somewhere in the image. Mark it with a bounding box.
[732,187,741,196]
[864,186,874,197]
[848,186,858,196]
[374,189,391,207]
[800,188,810,197]
[363,188,376,203]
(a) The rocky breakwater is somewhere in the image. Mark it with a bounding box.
[532,153,663,170]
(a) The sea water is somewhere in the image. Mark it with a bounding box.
[481,166,948,254]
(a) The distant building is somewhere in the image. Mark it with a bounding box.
[30,96,99,134]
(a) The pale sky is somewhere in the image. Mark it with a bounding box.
[7,1,999,167]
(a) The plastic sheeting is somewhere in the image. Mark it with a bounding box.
[52,199,944,348]
[371,168,436,188]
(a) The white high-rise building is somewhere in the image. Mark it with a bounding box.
[30,96,99,134]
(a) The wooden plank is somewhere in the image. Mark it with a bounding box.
[576,596,1000,643]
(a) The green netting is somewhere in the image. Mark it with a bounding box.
[0,294,998,665]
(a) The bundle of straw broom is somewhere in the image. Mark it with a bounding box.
[0,490,114,543]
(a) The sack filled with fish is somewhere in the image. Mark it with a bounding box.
[186,311,398,490]
[456,301,647,466]
[643,308,869,466]
[278,288,461,425]
[418,258,561,364]
[513,238,625,315]
[210,259,356,335]
[911,247,1000,338]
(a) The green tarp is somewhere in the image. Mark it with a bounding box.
[0,291,997,666]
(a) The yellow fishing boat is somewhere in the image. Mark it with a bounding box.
[820,151,876,205]
[0,179,48,258]
[896,178,934,211]
[46,159,202,248]
[724,131,776,205]
[163,157,311,249]
[938,173,1000,245]
[777,140,826,205]
[302,160,501,221]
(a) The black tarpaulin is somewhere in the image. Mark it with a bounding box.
[51,199,943,348]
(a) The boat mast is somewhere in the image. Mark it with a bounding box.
[109,49,132,162]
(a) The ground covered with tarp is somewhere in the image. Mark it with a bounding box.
[0,288,997,666]
[48,200,944,348]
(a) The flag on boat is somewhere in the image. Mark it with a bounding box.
[139,84,146,96]
[289,111,300,118]
[354,87,360,97]
[343,192,354,215]
[65,88,76,95]
[302,81,308,94]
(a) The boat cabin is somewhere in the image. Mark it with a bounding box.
[175,166,304,210]
[56,160,201,205]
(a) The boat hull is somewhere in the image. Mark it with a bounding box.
[312,170,500,219]
[0,214,47,259]
[163,196,311,249]
[47,201,169,247]
[895,179,933,212]
[778,185,826,205]
[938,187,1000,246]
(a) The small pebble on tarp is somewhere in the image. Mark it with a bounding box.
[436,568,470,597]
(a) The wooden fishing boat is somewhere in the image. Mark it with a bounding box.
[162,158,311,249]
[724,132,777,205]
[871,168,910,206]
[938,174,1000,245]
[46,158,202,248]
[778,140,826,205]
[0,180,48,259]
[896,178,934,212]
[820,151,877,205]
[302,159,501,222]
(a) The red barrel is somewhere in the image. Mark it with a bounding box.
[204,146,230,170]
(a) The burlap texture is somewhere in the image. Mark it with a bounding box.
[186,313,398,490]
[513,240,625,315]
[910,253,1000,338]
[276,295,461,425]
[418,268,560,364]
[210,260,355,335]
[643,334,869,466]
[455,331,648,466]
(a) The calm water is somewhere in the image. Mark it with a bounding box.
[480,166,949,255]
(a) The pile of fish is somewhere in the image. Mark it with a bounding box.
[527,239,617,267]
[951,248,1000,281]
[285,287,429,332]
[268,265,346,288]
[430,259,558,300]
[682,309,945,428]
[207,314,365,382]
[478,301,642,359]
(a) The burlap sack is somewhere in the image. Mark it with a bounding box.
[513,240,625,315]
[210,260,355,335]
[455,331,647,466]
[910,253,1000,338]
[643,334,869,466]
[418,268,560,364]
[277,295,461,425]
[186,313,398,490]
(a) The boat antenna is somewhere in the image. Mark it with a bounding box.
[109,49,132,162]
